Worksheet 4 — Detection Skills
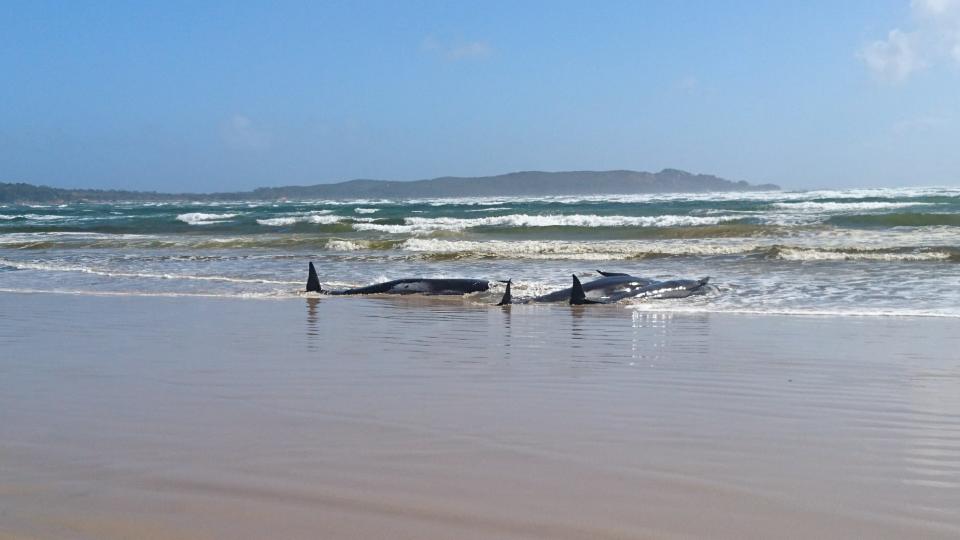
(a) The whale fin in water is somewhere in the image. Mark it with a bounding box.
[570,275,601,305]
[306,262,322,293]
[596,269,630,277]
[496,279,512,306]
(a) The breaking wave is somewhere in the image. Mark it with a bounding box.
[257,214,342,226]
[177,213,239,225]
[0,258,300,284]
[771,201,937,212]
[354,214,741,234]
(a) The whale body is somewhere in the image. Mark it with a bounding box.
[569,274,712,305]
[306,262,489,296]
[527,271,659,303]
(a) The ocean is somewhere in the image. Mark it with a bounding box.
[2,186,959,316]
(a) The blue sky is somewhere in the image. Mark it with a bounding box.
[2,1,959,191]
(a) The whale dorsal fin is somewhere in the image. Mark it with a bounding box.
[597,269,630,277]
[570,275,600,305]
[496,279,512,306]
[306,262,322,293]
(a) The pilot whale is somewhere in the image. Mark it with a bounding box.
[306,262,490,296]
[496,270,658,305]
[569,274,712,305]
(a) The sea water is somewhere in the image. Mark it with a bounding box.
[1,187,959,317]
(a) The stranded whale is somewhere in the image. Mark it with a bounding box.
[496,270,713,305]
[306,262,490,296]
[569,274,712,305]
[497,270,658,305]
[524,270,659,303]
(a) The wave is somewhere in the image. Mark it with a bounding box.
[769,247,955,262]
[257,214,342,226]
[399,238,758,259]
[353,207,380,214]
[398,239,959,262]
[325,240,367,251]
[0,232,404,251]
[0,214,69,221]
[828,213,960,227]
[354,214,741,234]
[176,212,239,225]
[771,201,938,212]
[0,258,300,284]
[2,287,957,318]
[0,288,290,299]
[625,304,960,318]
[398,186,960,206]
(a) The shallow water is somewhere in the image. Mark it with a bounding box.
[2,187,959,316]
[1,293,958,539]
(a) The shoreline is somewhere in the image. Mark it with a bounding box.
[2,289,959,319]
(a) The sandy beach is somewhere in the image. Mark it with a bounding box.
[1,292,957,539]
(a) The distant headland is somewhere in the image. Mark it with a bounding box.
[0,169,779,203]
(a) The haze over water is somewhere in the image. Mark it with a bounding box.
[2,186,959,316]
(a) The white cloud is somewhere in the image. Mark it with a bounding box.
[912,0,959,17]
[221,115,271,150]
[421,36,492,61]
[859,29,924,81]
[861,0,960,81]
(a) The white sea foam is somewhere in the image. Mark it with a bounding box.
[392,186,960,207]
[771,201,937,212]
[398,236,958,261]
[773,248,951,262]
[353,207,380,214]
[400,238,764,259]
[176,212,238,225]
[466,207,513,212]
[624,303,960,318]
[0,288,292,300]
[0,258,300,284]
[354,214,739,234]
[257,214,341,226]
[0,214,70,221]
[326,240,367,251]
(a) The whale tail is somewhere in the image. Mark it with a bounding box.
[570,274,600,305]
[496,279,512,306]
[306,262,322,293]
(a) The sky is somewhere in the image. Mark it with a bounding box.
[1,0,959,192]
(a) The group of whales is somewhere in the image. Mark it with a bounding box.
[306,262,714,305]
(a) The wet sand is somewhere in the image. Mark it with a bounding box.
[1,293,958,539]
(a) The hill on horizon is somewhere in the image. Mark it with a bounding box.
[0,169,779,204]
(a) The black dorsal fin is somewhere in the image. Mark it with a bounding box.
[597,269,630,277]
[306,262,322,293]
[570,275,599,305]
[496,279,512,306]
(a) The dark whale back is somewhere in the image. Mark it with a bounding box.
[305,261,489,296]
[533,274,657,303]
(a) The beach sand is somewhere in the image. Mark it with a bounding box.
[1,293,958,539]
